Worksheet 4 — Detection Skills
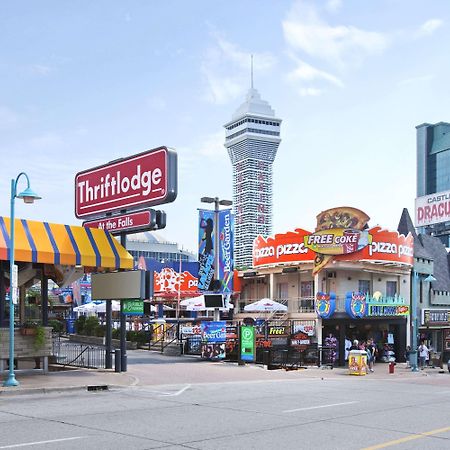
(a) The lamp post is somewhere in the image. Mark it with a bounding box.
[4,173,41,387]
[177,249,182,320]
[200,196,232,321]
[410,271,436,372]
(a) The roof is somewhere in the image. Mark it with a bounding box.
[231,88,277,121]
[418,234,450,291]
[397,208,432,259]
[0,216,133,270]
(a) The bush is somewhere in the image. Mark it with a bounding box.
[84,316,99,336]
[95,325,106,337]
[112,328,120,340]
[48,319,64,334]
[75,316,86,334]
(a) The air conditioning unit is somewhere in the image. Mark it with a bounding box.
[327,271,337,279]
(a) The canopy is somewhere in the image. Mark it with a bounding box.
[0,216,133,270]
[244,298,288,312]
[181,295,233,311]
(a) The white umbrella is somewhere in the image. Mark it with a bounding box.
[244,298,287,312]
[94,300,121,313]
[180,295,204,307]
[150,304,174,311]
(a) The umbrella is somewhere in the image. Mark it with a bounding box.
[244,298,287,312]
[94,300,121,313]
[180,295,204,307]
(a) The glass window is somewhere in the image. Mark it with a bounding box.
[358,280,370,294]
[386,281,397,297]
[276,283,288,299]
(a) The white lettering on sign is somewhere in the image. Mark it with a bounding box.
[368,242,413,259]
[77,165,162,204]
[276,243,308,259]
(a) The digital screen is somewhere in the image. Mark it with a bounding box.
[204,294,224,308]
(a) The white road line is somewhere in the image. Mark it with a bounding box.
[283,401,358,413]
[161,385,191,396]
[0,436,84,448]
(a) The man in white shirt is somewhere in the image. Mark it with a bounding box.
[418,342,429,369]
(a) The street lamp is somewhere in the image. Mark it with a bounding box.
[4,172,41,387]
[410,271,436,372]
[200,196,232,321]
[177,249,182,321]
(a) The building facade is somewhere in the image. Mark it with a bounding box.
[224,87,281,269]
[416,121,450,244]
[234,207,414,366]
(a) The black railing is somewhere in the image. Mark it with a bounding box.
[148,323,178,353]
[52,340,106,369]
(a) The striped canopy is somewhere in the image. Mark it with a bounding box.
[0,216,133,270]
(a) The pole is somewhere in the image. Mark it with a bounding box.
[105,300,112,369]
[4,179,18,386]
[177,250,181,321]
[213,197,220,322]
[410,271,419,371]
[120,232,127,372]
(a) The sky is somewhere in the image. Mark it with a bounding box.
[1,0,450,254]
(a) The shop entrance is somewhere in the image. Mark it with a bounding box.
[323,317,407,367]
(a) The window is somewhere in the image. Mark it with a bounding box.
[358,280,370,295]
[301,281,313,298]
[386,281,397,297]
[276,283,288,299]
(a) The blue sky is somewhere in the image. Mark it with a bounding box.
[1,0,450,253]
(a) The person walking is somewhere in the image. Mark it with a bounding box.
[418,341,429,369]
[366,339,376,372]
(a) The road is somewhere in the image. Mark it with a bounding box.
[0,352,449,449]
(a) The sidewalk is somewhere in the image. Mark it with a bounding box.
[0,357,448,397]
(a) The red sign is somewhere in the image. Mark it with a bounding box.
[83,210,155,235]
[75,147,177,219]
[253,227,413,267]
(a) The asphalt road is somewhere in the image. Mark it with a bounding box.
[0,354,449,449]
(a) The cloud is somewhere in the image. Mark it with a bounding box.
[417,19,443,37]
[397,74,434,87]
[283,3,389,69]
[29,64,52,76]
[201,32,276,104]
[325,0,342,13]
[287,57,344,88]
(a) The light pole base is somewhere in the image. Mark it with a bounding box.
[3,374,19,387]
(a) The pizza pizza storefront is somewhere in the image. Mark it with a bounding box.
[237,207,414,367]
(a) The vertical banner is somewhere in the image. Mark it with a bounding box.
[240,325,256,362]
[219,209,234,293]
[198,209,215,290]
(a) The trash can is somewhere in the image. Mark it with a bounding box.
[389,361,395,374]
[348,350,367,376]
[66,318,76,334]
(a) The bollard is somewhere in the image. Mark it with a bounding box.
[114,349,121,373]
[389,361,395,374]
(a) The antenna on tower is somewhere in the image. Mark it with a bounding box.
[251,54,254,89]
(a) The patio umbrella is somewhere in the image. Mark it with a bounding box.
[180,295,204,307]
[94,300,121,313]
[244,298,287,312]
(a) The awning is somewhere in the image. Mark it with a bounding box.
[0,216,133,270]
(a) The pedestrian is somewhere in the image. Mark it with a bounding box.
[366,339,376,372]
[418,341,429,369]
[345,337,352,361]
[405,346,411,368]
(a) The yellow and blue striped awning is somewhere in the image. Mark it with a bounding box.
[0,217,133,270]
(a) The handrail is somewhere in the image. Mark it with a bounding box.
[148,323,179,353]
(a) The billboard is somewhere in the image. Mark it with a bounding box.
[91,271,145,300]
[83,209,156,235]
[415,190,450,227]
[198,209,215,291]
[75,147,177,219]
[218,209,234,293]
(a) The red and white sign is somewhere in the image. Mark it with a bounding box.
[75,147,177,219]
[83,210,155,235]
[415,190,450,227]
[253,227,413,267]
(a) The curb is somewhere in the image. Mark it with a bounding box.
[0,384,110,397]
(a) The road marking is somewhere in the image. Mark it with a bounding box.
[0,436,84,448]
[362,425,450,449]
[161,385,191,396]
[283,401,358,413]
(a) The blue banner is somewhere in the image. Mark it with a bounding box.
[218,209,234,293]
[345,292,367,319]
[201,321,226,343]
[315,292,336,319]
[198,209,215,290]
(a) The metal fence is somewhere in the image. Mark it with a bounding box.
[52,339,106,369]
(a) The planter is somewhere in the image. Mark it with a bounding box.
[20,328,37,336]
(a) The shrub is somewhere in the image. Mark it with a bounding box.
[112,328,120,340]
[75,316,86,334]
[84,316,99,336]
[48,319,64,334]
[95,325,106,337]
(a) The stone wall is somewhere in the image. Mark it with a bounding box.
[0,327,52,359]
